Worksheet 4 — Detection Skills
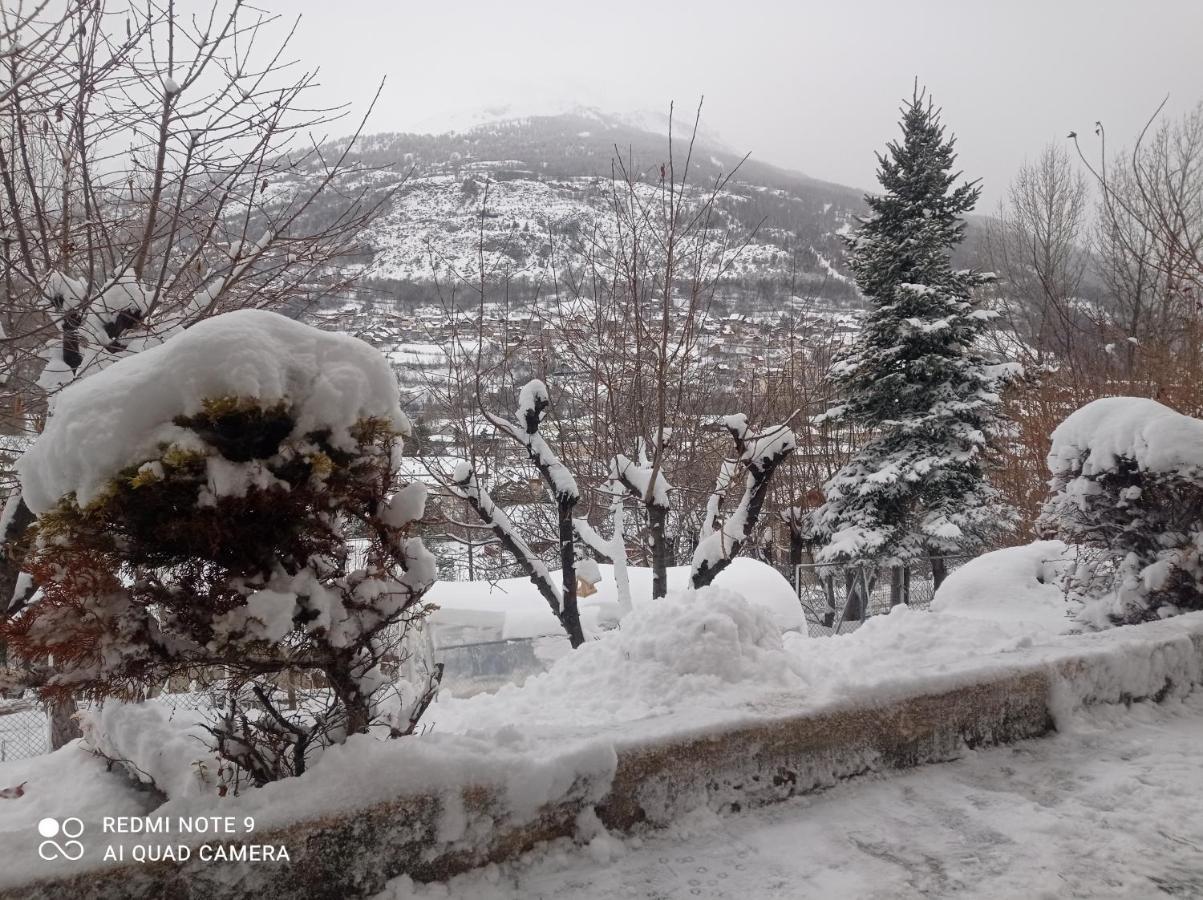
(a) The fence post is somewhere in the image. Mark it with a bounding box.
[843,568,860,622]
[889,565,904,607]
[931,556,949,591]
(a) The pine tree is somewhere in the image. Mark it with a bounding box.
[812,87,1016,573]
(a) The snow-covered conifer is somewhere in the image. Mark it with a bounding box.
[1039,397,1203,626]
[812,87,1016,574]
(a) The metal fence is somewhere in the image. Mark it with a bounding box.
[0,699,48,761]
[795,556,969,637]
[0,689,219,763]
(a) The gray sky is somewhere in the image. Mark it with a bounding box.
[283,0,1203,208]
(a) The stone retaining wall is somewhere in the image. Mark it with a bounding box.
[3,624,1201,900]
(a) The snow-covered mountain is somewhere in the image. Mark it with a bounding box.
[411,102,734,152]
[278,110,871,306]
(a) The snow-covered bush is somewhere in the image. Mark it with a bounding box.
[930,540,1076,631]
[1038,397,1203,625]
[1,310,437,789]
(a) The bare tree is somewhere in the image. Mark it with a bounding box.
[982,144,1091,380]
[0,0,396,746]
[543,100,765,595]
[1078,101,1203,412]
[1,0,396,448]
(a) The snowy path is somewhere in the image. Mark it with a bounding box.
[383,694,1203,899]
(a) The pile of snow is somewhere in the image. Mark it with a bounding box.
[0,741,159,883]
[429,586,808,732]
[779,603,1062,700]
[1047,396,1203,478]
[77,701,220,800]
[931,541,1077,632]
[18,309,408,513]
[426,558,803,643]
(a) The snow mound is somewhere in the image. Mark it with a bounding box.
[78,701,220,800]
[931,541,1076,632]
[612,587,790,681]
[19,309,408,513]
[439,587,807,731]
[427,557,803,642]
[1047,397,1203,478]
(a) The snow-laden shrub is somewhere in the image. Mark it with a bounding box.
[2,311,438,790]
[930,540,1076,631]
[1037,397,1203,626]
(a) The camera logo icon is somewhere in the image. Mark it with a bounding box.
[37,817,85,861]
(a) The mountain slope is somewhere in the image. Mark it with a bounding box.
[277,111,872,306]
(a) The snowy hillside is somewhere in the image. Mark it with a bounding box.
[274,111,870,299]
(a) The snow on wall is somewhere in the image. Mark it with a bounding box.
[18,309,409,513]
[6,613,1203,899]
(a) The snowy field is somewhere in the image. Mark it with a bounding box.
[379,693,1203,900]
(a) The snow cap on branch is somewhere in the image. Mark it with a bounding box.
[517,379,549,433]
[612,453,671,508]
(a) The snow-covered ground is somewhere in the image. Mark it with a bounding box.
[379,692,1203,899]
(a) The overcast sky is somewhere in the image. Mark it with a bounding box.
[283,0,1203,208]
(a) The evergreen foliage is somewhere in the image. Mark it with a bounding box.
[813,87,1016,564]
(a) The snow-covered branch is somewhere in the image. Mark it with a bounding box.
[448,459,578,637]
[691,415,797,589]
[485,379,579,502]
[481,379,584,646]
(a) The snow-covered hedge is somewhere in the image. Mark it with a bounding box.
[3,310,437,790]
[1038,397,1203,625]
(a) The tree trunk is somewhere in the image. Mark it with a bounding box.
[557,500,584,648]
[610,499,632,618]
[788,529,804,593]
[326,667,372,736]
[48,697,81,750]
[648,505,669,599]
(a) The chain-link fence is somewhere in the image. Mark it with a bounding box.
[795,556,970,637]
[0,698,48,761]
